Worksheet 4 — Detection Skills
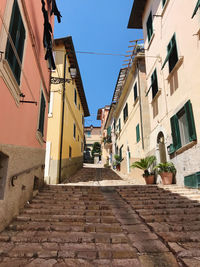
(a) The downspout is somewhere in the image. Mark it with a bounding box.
[137,60,145,150]
[59,52,67,183]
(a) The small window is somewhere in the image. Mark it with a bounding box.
[162,34,178,73]
[73,123,76,139]
[86,131,91,137]
[151,69,158,99]
[136,124,140,143]
[5,0,26,85]
[69,146,72,159]
[146,12,153,42]
[38,91,46,136]
[134,83,138,102]
[119,145,123,161]
[74,89,77,105]
[170,100,196,152]
[123,103,128,123]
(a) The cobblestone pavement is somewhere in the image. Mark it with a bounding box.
[0,169,200,266]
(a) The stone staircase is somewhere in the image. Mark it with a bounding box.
[0,184,199,266]
[117,185,200,267]
[65,167,122,184]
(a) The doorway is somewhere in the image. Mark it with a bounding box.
[157,132,167,163]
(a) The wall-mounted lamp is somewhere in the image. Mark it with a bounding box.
[69,67,77,79]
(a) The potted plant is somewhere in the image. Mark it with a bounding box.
[131,155,156,184]
[113,154,121,171]
[154,162,176,185]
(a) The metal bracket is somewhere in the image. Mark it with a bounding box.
[51,77,71,84]
[20,100,37,105]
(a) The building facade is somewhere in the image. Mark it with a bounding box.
[110,54,150,178]
[45,36,90,184]
[84,125,101,163]
[128,0,200,184]
[0,0,58,231]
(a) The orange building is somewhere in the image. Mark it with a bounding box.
[0,0,60,230]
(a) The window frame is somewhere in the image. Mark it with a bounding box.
[151,69,158,99]
[136,124,140,143]
[170,100,197,153]
[74,88,77,106]
[38,90,46,137]
[133,83,138,102]
[123,103,128,123]
[73,123,76,139]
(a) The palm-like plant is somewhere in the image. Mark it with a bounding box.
[131,156,156,177]
[154,162,176,175]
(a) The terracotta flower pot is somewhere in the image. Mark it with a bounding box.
[144,175,155,184]
[161,172,173,185]
[116,164,120,171]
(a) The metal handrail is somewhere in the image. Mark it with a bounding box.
[10,164,44,187]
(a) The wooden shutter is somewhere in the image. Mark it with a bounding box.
[136,124,140,143]
[5,0,25,84]
[170,114,181,150]
[184,100,197,142]
[192,0,200,18]
[151,69,158,99]
[146,12,153,42]
[38,92,46,136]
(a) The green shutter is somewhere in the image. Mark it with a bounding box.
[170,115,181,150]
[5,0,25,84]
[151,69,158,98]
[184,100,197,141]
[161,42,175,70]
[107,126,111,136]
[192,0,200,18]
[162,0,167,7]
[38,92,46,136]
[146,12,153,42]
[136,124,140,143]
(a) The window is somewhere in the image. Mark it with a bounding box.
[123,103,128,123]
[151,69,158,99]
[78,103,80,110]
[134,83,138,101]
[146,12,153,42]
[74,88,77,105]
[5,0,26,85]
[136,124,140,143]
[161,34,178,73]
[38,91,46,136]
[170,100,196,153]
[73,123,76,139]
[162,0,167,7]
[69,146,72,159]
[86,131,91,137]
[107,126,111,136]
[192,0,200,18]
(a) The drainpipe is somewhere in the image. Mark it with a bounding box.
[137,61,145,150]
[59,52,67,183]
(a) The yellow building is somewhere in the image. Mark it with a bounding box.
[45,36,90,184]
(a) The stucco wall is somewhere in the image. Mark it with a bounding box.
[0,144,45,232]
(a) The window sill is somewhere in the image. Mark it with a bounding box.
[147,33,155,51]
[0,59,21,105]
[161,0,170,17]
[167,57,184,81]
[36,130,45,146]
[151,89,161,104]
[170,140,197,157]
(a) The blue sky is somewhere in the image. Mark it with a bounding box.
[54,0,143,126]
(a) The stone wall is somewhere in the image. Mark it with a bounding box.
[0,144,45,232]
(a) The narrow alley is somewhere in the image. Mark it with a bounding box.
[0,166,200,266]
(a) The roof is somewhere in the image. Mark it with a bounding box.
[54,36,90,117]
[128,0,147,29]
[112,68,129,104]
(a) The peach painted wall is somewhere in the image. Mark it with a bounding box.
[0,0,54,148]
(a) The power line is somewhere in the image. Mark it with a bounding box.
[76,51,126,57]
